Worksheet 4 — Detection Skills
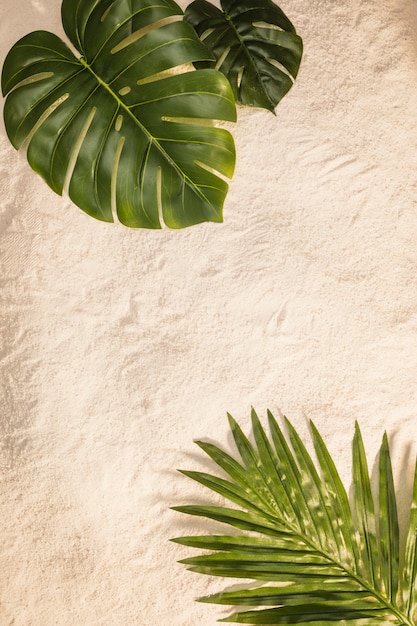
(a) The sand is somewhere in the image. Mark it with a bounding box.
[1,0,417,624]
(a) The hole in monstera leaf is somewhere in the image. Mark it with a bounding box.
[215,46,232,71]
[9,71,54,93]
[195,159,229,183]
[199,28,215,41]
[252,20,284,31]
[100,2,114,22]
[137,63,195,86]
[23,93,69,149]
[63,107,97,195]
[111,136,125,223]
[267,57,295,80]
[118,86,131,96]
[237,66,244,89]
[156,166,165,228]
[111,16,183,54]
[161,115,214,126]
[115,114,123,132]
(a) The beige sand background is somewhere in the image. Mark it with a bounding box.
[1,0,417,624]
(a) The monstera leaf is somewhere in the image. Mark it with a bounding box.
[184,0,303,112]
[173,410,417,624]
[1,0,236,229]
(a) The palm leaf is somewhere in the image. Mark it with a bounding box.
[184,0,303,112]
[2,0,236,229]
[309,421,360,572]
[378,433,399,603]
[172,411,417,625]
[352,423,381,590]
[403,460,417,621]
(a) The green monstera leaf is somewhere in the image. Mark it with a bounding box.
[1,0,236,229]
[173,410,417,624]
[184,0,303,112]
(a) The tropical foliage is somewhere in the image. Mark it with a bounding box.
[172,410,417,624]
[1,0,236,229]
[185,0,303,112]
[2,0,302,229]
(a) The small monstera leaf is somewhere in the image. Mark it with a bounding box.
[173,410,417,624]
[1,0,237,229]
[185,0,303,113]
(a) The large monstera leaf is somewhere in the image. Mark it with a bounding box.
[1,0,237,229]
[185,0,303,112]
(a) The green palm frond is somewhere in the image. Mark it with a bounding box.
[172,410,417,624]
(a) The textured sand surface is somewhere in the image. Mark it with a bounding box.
[1,0,417,624]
